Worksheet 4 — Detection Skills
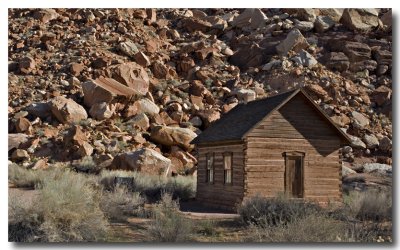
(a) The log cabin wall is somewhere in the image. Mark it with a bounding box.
[244,94,342,203]
[196,143,245,210]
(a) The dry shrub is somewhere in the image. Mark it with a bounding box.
[38,170,108,242]
[99,170,196,202]
[346,188,392,222]
[238,195,323,226]
[100,186,145,221]
[9,169,109,242]
[8,163,43,189]
[145,193,193,242]
[246,214,347,242]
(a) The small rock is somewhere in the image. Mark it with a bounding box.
[295,21,314,32]
[351,111,369,128]
[262,59,282,71]
[69,63,84,76]
[343,42,371,62]
[32,159,48,170]
[296,8,317,21]
[78,142,94,157]
[19,56,35,71]
[350,136,367,149]
[292,50,317,68]
[111,62,150,95]
[134,98,160,116]
[362,134,379,149]
[49,96,88,124]
[129,113,150,131]
[321,52,349,72]
[372,85,392,106]
[33,9,59,23]
[189,116,203,127]
[342,146,353,154]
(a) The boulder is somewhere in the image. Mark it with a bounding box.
[32,159,48,170]
[372,85,392,106]
[229,43,266,70]
[11,149,29,162]
[134,98,160,116]
[109,148,171,176]
[89,102,114,120]
[294,21,314,32]
[117,41,139,57]
[25,102,52,119]
[342,165,356,176]
[19,56,35,71]
[319,8,344,22]
[231,8,254,28]
[82,77,137,108]
[250,9,268,29]
[181,17,212,32]
[340,8,379,32]
[189,116,203,127]
[77,142,94,157]
[343,42,371,62]
[276,28,309,55]
[379,136,392,152]
[110,62,150,95]
[331,114,351,127]
[236,89,256,103]
[64,125,88,147]
[32,9,59,23]
[8,133,29,151]
[134,52,151,67]
[15,117,32,133]
[349,60,377,72]
[150,125,197,149]
[314,16,335,32]
[69,63,84,76]
[380,10,392,29]
[196,109,221,128]
[362,134,379,149]
[49,96,88,124]
[349,136,367,149]
[292,50,317,68]
[305,84,327,98]
[129,113,150,131]
[296,8,317,22]
[321,52,349,72]
[351,111,369,128]
[363,163,391,175]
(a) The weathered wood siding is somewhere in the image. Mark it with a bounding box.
[196,143,245,210]
[244,94,342,203]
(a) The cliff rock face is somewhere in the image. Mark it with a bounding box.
[8,8,392,174]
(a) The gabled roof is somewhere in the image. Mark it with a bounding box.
[191,88,351,145]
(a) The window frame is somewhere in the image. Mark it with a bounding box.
[223,152,233,185]
[206,152,214,184]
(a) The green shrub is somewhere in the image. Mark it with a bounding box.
[246,214,347,242]
[345,189,392,221]
[238,195,323,226]
[196,220,218,237]
[100,186,145,221]
[145,193,193,242]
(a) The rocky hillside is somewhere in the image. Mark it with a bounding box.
[8,8,392,176]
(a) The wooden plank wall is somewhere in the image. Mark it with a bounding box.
[196,144,245,210]
[244,94,342,203]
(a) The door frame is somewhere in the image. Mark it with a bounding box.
[282,151,305,198]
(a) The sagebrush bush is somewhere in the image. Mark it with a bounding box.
[72,156,102,174]
[38,170,109,242]
[99,170,196,202]
[8,196,45,242]
[238,195,323,226]
[345,188,392,222]
[8,163,43,189]
[100,186,145,221]
[145,193,193,242]
[246,214,347,242]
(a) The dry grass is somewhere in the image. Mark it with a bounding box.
[8,163,43,189]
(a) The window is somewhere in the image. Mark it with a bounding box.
[224,152,233,184]
[206,153,214,183]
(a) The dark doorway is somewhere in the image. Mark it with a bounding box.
[283,152,304,198]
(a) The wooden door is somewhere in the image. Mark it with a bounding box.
[285,155,304,198]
